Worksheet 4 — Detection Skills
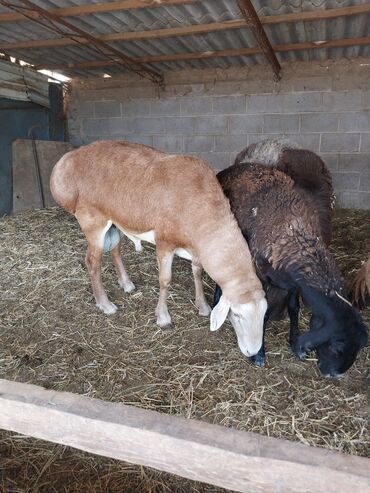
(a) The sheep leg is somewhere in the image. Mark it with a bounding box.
[155,245,174,330]
[76,209,117,315]
[192,261,211,316]
[287,290,305,359]
[110,241,135,293]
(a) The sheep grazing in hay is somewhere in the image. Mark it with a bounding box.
[215,139,368,378]
[50,140,267,358]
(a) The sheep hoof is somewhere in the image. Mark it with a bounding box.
[291,345,307,360]
[97,301,117,315]
[198,303,211,316]
[249,353,265,367]
[160,323,174,331]
[120,280,136,293]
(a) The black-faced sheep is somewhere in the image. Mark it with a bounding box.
[214,143,368,377]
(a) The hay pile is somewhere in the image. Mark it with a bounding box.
[0,207,369,493]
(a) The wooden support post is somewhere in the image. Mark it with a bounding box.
[0,379,369,493]
[237,0,281,80]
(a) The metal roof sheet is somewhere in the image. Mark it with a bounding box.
[0,59,49,106]
[0,0,368,78]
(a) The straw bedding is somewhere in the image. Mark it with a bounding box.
[0,207,369,493]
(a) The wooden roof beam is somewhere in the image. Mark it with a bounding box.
[36,36,370,71]
[0,1,369,24]
[237,0,281,80]
[0,0,198,23]
[2,4,370,51]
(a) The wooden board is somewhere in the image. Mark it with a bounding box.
[12,139,72,214]
[0,379,369,493]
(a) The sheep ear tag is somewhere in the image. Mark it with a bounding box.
[210,296,230,332]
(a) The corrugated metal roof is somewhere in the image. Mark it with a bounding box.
[0,59,49,106]
[0,0,369,78]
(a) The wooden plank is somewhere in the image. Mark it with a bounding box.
[0,0,198,22]
[12,140,72,214]
[261,4,370,25]
[0,1,368,24]
[0,379,369,493]
[2,4,370,50]
[36,36,370,70]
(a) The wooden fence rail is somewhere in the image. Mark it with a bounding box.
[0,379,369,493]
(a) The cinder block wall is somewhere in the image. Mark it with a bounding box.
[67,58,370,209]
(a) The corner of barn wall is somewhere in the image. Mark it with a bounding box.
[66,58,370,210]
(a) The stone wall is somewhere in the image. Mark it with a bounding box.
[67,58,370,209]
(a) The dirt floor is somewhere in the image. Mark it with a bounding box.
[0,207,369,493]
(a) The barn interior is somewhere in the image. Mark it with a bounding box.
[0,1,369,492]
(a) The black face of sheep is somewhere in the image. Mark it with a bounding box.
[298,301,368,378]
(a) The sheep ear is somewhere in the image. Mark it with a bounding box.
[210,296,230,332]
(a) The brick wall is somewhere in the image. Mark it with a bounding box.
[67,58,370,209]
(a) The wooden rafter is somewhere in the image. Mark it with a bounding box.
[0,1,368,24]
[36,36,370,71]
[1,4,370,51]
[237,0,281,79]
[0,0,198,22]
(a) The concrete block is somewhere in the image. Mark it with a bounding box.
[263,115,300,133]
[363,91,370,109]
[332,172,360,191]
[181,97,212,115]
[197,152,229,171]
[339,112,370,131]
[300,113,338,132]
[360,133,370,151]
[359,173,370,192]
[338,153,370,171]
[12,139,73,213]
[184,136,214,153]
[358,192,370,209]
[74,101,94,118]
[246,133,320,151]
[214,135,247,152]
[150,99,181,116]
[247,94,284,114]
[320,154,338,172]
[284,133,320,151]
[213,96,246,114]
[194,116,228,135]
[129,117,166,134]
[165,117,195,135]
[83,118,132,136]
[123,135,153,147]
[154,135,183,153]
[282,92,323,113]
[322,91,363,111]
[321,133,360,152]
[335,191,359,209]
[122,100,151,117]
[229,115,263,134]
[94,101,121,118]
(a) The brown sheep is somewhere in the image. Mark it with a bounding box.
[50,140,267,358]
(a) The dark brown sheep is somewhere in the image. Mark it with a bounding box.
[214,157,368,377]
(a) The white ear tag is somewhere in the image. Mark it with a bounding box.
[210,296,230,331]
